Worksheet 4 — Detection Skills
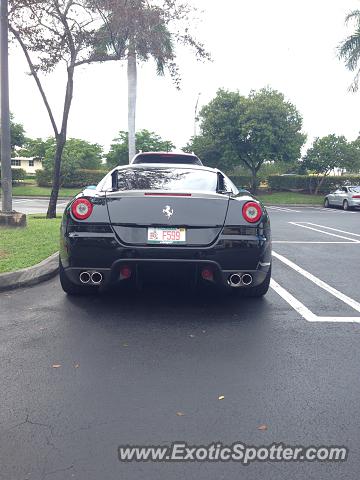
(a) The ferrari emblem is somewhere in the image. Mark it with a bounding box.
[163,205,174,219]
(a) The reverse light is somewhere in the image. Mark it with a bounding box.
[242,201,262,223]
[71,198,93,220]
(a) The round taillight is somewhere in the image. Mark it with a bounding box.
[242,201,262,223]
[71,198,93,220]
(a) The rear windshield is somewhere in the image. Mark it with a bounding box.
[117,168,218,192]
[132,154,202,165]
[349,186,360,193]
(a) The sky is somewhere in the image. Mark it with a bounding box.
[8,0,360,153]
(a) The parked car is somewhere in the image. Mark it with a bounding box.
[324,186,360,210]
[59,157,272,297]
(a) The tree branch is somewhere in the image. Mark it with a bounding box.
[9,25,59,137]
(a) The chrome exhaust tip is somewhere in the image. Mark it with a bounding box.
[91,272,103,285]
[228,273,242,287]
[79,271,91,284]
[242,273,253,286]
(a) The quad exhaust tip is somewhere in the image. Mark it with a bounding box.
[228,273,253,287]
[79,271,91,284]
[79,271,103,285]
[91,272,103,285]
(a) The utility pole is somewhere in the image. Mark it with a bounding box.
[194,92,201,138]
[0,0,12,213]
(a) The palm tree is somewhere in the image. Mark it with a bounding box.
[92,0,209,162]
[339,10,360,92]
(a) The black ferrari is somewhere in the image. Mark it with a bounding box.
[59,153,272,296]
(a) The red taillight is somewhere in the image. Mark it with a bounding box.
[352,195,360,199]
[242,201,262,223]
[71,198,93,220]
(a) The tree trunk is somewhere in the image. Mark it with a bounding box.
[250,167,258,195]
[127,48,137,163]
[46,135,66,218]
[314,176,325,196]
[46,66,74,219]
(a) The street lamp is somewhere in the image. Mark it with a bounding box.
[0,0,12,213]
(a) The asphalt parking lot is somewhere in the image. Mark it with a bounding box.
[1,206,360,479]
[10,198,68,215]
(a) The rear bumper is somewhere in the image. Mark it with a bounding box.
[60,232,271,288]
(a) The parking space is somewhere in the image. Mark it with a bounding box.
[1,205,360,479]
[268,206,360,323]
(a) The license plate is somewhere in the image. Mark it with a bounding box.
[148,227,186,244]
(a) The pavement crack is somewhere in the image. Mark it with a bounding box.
[41,464,74,479]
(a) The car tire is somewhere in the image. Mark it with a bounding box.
[324,198,330,208]
[236,266,272,298]
[343,200,351,211]
[59,260,97,296]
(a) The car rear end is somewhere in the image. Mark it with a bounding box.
[60,165,271,293]
[348,187,360,208]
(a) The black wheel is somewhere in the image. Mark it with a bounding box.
[59,260,97,296]
[324,198,330,208]
[343,200,351,211]
[236,267,271,298]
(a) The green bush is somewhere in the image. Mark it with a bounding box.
[268,175,360,194]
[36,168,105,188]
[0,168,26,184]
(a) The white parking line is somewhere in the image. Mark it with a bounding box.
[302,223,360,238]
[273,241,360,244]
[270,279,360,323]
[272,251,360,314]
[289,222,360,243]
[267,206,301,213]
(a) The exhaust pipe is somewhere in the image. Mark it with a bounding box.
[91,271,103,285]
[228,273,242,287]
[242,273,253,286]
[79,271,91,284]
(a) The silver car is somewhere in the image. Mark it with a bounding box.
[324,186,360,210]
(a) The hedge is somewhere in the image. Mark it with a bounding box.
[268,175,360,194]
[36,169,105,188]
[0,168,26,184]
[229,175,253,189]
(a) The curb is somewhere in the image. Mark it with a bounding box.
[0,252,59,292]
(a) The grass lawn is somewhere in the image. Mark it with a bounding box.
[257,192,323,205]
[0,215,61,274]
[12,184,80,197]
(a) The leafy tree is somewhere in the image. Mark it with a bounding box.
[1,115,25,154]
[9,0,102,218]
[338,10,360,91]
[88,0,210,162]
[106,130,175,168]
[19,137,55,159]
[21,137,103,184]
[349,137,360,173]
[303,134,357,193]
[10,115,25,152]
[186,88,306,193]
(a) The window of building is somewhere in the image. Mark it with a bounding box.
[29,160,34,167]
[11,159,21,167]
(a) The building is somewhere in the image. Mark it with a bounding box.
[10,157,43,175]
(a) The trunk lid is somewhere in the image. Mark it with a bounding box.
[105,191,230,246]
